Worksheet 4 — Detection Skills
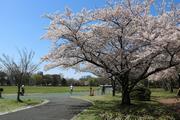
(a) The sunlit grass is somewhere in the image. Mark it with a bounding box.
[0,86,99,94]
[0,98,42,113]
[73,89,180,120]
[151,88,178,99]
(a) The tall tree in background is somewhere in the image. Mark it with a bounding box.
[0,49,38,102]
[82,67,116,96]
[0,71,7,86]
[175,65,180,88]
[31,74,43,85]
[61,78,67,86]
[43,0,180,105]
[148,67,178,92]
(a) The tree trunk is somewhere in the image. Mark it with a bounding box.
[112,79,116,96]
[121,91,131,105]
[162,80,168,91]
[112,85,116,96]
[178,75,180,88]
[17,85,22,102]
[121,85,131,105]
[170,86,173,93]
[170,80,173,93]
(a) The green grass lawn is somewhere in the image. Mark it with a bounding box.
[73,88,180,120]
[0,98,42,113]
[151,88,178,99]
[0,86,98,94]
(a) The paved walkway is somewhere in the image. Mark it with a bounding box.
[159,98,180,114]
[0,93,92,120]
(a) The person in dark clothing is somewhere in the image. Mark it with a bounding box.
[101,85,105,95]
[21,85,25,96]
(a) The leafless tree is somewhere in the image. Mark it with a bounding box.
[0,49,39,102]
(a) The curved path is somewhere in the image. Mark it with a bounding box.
[0,93,92,120]
[159,98,180,113]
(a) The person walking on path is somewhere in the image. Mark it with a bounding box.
[21,85,25,96]
[90,87,94,96]
[70,84,73,95]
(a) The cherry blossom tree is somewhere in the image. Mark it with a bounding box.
[148,67,178,92]
[175,65,180,88]
[43,0,180,105]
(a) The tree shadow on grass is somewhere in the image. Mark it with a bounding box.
[69,102,92,115]
[81,100,180,120]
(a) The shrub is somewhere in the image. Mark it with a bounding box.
[0,88,3,98]
[0,88,3,92]
[130,86,151,101]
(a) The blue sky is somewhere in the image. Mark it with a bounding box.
[0,0,106,79]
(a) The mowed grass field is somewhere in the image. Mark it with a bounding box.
[0,86,99,94]
[0,99,42,113]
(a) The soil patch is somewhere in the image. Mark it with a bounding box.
[159,98,180,113]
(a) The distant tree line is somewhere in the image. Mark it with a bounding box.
[148,67,180,93]
[147,79,180,92]
[0,72,110,87]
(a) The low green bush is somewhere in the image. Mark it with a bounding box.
[130,86,151,101]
